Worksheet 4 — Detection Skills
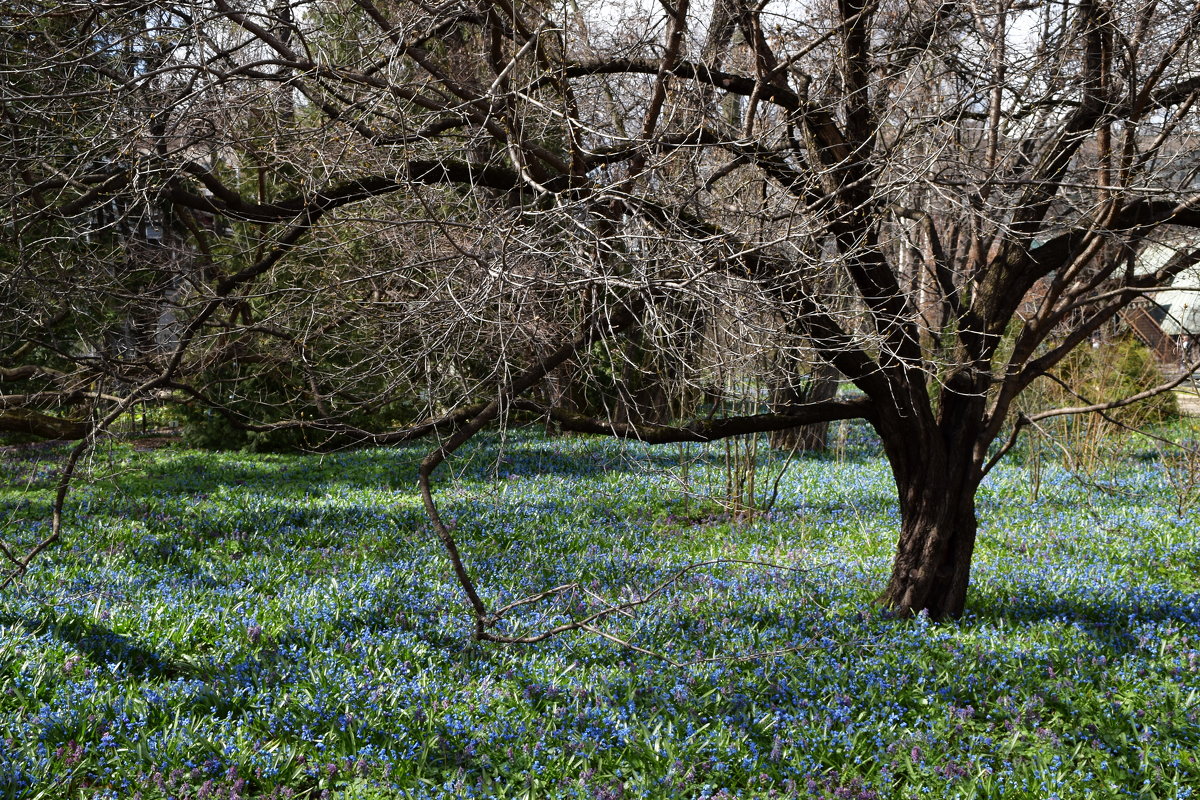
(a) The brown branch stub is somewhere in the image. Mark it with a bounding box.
[0,365,67,383]
[0,409,89,440]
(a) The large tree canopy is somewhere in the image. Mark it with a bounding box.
[3,0,1200,625]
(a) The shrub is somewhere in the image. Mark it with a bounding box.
[1025,333,1178,426]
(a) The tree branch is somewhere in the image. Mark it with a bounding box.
[525,397,873,443]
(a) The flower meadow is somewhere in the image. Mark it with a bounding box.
[1,426,1199,799]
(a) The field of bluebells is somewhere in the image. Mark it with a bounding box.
[1,424,1199,799]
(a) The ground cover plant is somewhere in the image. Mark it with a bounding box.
[1,427,1199,799]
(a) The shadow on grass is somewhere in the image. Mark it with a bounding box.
[966,584,1200,656]
[4,428,888,519]
[3,612,195,680]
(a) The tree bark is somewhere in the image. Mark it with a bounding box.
[0,409,89,440]
[876,379,986,620]
[877,464,980,619]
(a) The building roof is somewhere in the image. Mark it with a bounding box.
[1137,230,1200,336]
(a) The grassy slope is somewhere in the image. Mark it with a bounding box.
[0,426,1198,799]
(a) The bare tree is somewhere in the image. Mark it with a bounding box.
[4,0,1200,624]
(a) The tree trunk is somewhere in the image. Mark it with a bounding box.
[878,467,980,619]
[0,409,89,440]
[768,363,840,452]
[612,322,690,427]
[876,378,984,620]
